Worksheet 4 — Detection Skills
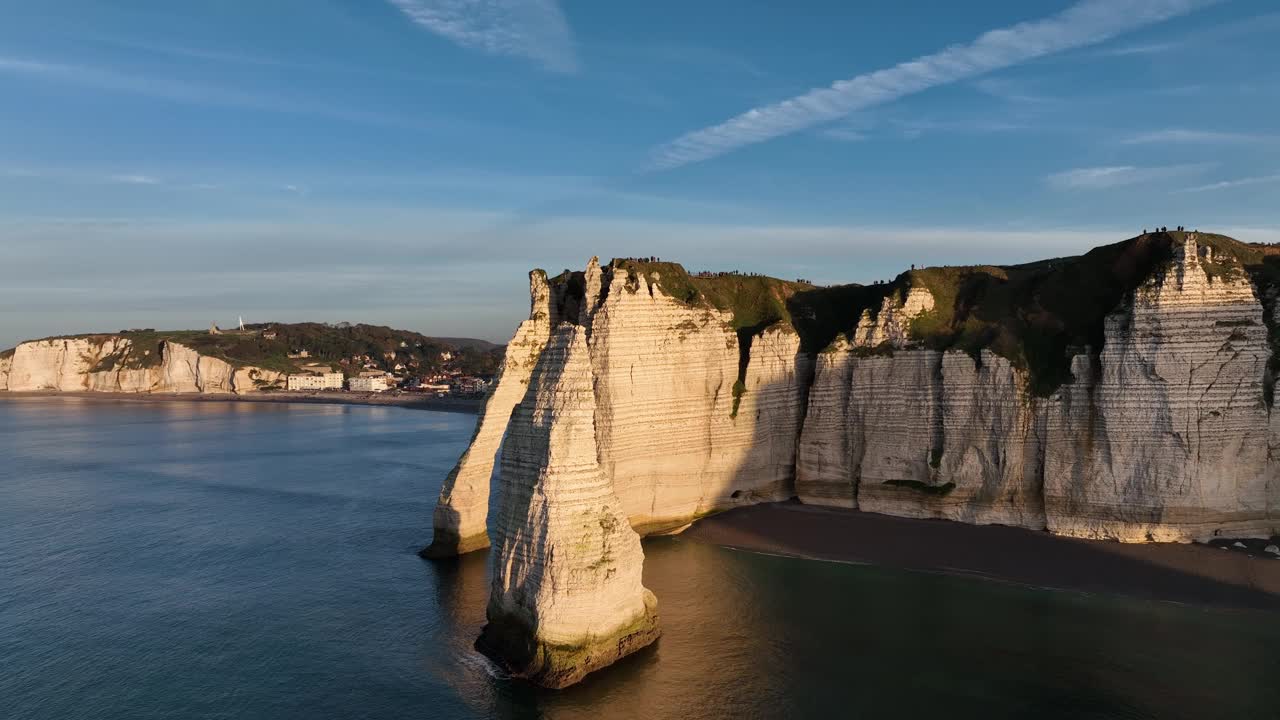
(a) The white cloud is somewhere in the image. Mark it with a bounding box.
[3,166,168,186]
[1046,164,1206,190]
[109,174,161,185]
[1177,173,1280,193]
[647,0,1220,171]
[1096,41,1180,56]
[1093,10,1280,57]
[0,56,421,128]
[1122,129,1277,144]
[818,127,868,142]
[387,0,577,72]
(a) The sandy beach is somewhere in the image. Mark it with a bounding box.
[0,390,482,414]
[683,502,1280,611]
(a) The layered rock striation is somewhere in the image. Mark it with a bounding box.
[429,259,812,555]
[478,324,659,688]
[0,337,283,394]
[1045,237,1272,541]
[797,234,1275,541]
[588,262,807,534]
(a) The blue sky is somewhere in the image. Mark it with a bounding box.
[2,0,1278,347]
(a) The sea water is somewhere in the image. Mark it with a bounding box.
[2,398,1277,719]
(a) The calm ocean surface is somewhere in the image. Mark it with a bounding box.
[2,397,1278,719]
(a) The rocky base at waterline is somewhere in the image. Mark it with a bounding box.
[419,528,490,558]
[475,593,660,689]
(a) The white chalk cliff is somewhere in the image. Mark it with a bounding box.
[1045,239,1272,541]
[431,232,1277,686]
[437,234,1277,552]
[430,260,808,554]
[478,324,659,688]
[588,262,807,534]
[0,337,283,394]
[797,236,1274,541]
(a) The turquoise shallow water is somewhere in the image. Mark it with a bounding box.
[1,397,1278,719]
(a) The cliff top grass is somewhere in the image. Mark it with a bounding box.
[13,323,504,377]
[606,234,1277,400]
[786,231,1278,397]
[608,258,814,333]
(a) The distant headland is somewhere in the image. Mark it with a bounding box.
[0,322,502,409]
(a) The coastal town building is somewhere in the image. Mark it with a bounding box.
[348,376,389,392]
[286,372,344,391]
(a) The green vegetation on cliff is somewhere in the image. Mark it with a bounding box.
[609,259,815,420]
[608,259,812,333]
[788,231,1280,397]
[22,323,504,378]
[789,233,1181,396]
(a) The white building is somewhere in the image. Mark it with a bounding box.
[286,372,344,391]
[348,376,389,392]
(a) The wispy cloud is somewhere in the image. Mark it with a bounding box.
[109,174,161,185]
[4,166,167,186]
[1094,10,1280,57]
[818,127,868,143]
[0,56,423,129]
[1046,164,1206,190]
[387,0,577,72]
[647,0,1219,171]
[1122,128,1277,144]
[1176,173,1280,193]
[1095,41,1179,56]
[971,77,1058,106]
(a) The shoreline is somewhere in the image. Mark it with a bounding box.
[0,390,482,414]
[680,502,1280,612]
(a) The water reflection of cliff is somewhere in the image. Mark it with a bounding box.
[427,539,786,720]
[427,538,1280,719]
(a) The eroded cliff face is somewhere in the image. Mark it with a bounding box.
[797,234,1276,541]
[1045,237,1273,541]
[0,353,12,391]
[455,234,1276,558]
[429,259,810,554]
[478,325,659,688]
[589,264,806,534]
[797,301,1045,529]
[1,338,282,394]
